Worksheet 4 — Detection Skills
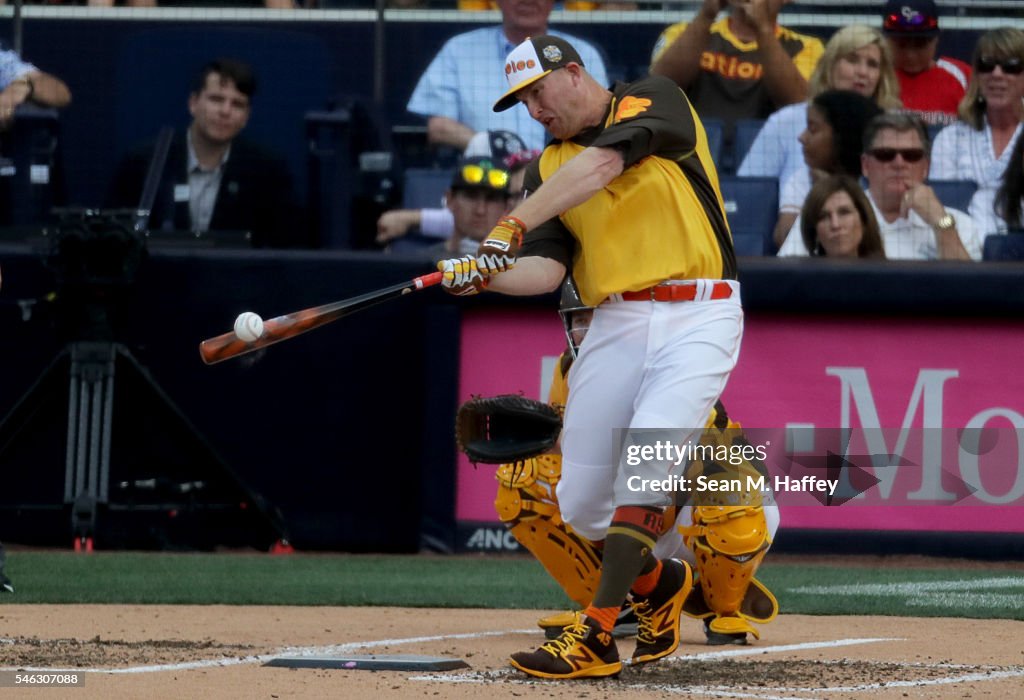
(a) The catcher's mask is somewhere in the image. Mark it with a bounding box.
[559,276,593,359]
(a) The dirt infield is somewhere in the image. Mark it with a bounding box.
[2,604,1022,699]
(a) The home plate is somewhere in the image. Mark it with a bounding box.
[264,654,470,672]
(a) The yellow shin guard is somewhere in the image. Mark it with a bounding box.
[495,454,602,608]
[680,505,778,638]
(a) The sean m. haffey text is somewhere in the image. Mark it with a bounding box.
[624,439,839,496]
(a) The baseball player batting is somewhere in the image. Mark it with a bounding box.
[487,279,780,646]
[437,35,747,680]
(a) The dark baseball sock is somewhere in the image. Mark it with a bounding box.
[630,558,663,597]
[587,505,663,627]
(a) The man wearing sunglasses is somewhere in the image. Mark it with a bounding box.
[424,157,513,261]
[779,112,982,259]
[376,130,531,248]
[881,0,970,127]
[438,35,743,680]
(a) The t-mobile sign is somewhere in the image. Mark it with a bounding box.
[456,308,1024,533]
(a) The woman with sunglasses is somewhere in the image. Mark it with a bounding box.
[929,28,1024,237]
[780,111,982,259]
[738,25,900,205]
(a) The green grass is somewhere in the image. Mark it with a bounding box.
[2,552,1022,621]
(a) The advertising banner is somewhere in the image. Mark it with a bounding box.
[455,308,1024,549]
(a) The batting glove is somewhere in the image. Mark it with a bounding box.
[437,255,487,296]
[477,216,526,275]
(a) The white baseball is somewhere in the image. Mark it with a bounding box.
[233,312,264,343]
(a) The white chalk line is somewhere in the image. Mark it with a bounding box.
[409,637,897,686]
[663,637,900,663]
[789,576,1024,595]
[0,627,538,675]
[789,577,1024,611]
[411,636,1024,698]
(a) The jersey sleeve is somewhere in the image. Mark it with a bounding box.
[590,75,698,168]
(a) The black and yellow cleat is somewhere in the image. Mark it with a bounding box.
[511,614,622,679]
[630,558,693,664]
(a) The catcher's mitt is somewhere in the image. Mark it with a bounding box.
[456,394,562,464]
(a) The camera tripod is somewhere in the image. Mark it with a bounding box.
[0,210,287,550]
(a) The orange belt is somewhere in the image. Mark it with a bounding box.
[619,281,734,302]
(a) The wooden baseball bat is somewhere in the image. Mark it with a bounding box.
[199,271,443,365]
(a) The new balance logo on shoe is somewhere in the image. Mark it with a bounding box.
[510,615,622,680]
[630,558,694,664]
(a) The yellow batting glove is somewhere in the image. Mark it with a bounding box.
[437,255,487,296]
[477,216,526,275]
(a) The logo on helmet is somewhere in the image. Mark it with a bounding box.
[542,45,563,63]
[505,59,537,75]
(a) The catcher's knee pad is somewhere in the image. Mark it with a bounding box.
[494,455,561,522]
[494,454,602,608]
[679,504,778,639]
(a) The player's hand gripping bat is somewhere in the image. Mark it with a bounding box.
[199,271,442,365]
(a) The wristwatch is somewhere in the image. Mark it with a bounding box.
[934,213,956,231]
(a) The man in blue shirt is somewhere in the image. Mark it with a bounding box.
[407,0,608,152]
[0,44,72,128]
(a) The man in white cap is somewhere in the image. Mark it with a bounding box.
[437,35,747,679]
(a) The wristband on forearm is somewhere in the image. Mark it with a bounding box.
[493,216,527,248]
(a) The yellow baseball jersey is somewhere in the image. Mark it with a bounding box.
[520,75,736,308]
[651,19,823,125]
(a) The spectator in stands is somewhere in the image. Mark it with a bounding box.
[376,130,535,247]
[406,0,608,152]
[779,112,982,260]
[799,175,885,258]
[995,130,1024,232]
[0,44,72,129]
[422,156,512,261]
[739,24,900,188]
[649,0,824,144]
[881,0,970,127]
[929,28,1024,238]
[773,90,883,248]
[106,58,306,248]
